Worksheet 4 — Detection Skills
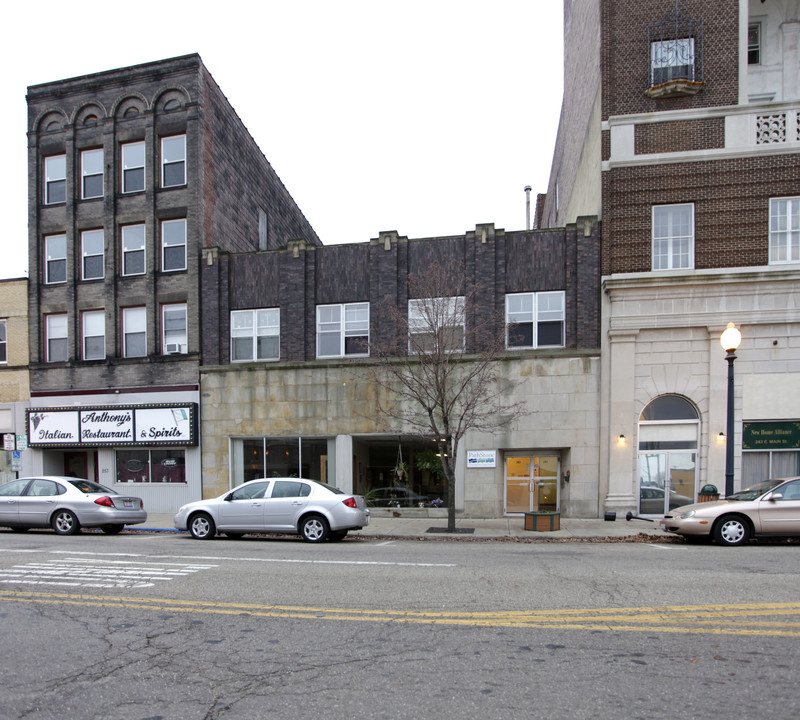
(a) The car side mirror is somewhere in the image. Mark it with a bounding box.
[768,493,783,502]
[224,493,233,502]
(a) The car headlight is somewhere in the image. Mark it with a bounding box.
[676,509,696,519]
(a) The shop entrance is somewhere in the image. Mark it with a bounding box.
[505,454,559,513]
[63,451,88,479]
[638,451,696,516]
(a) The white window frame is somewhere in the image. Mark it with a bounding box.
[45,234,67,284]
[505,291,565,349]
[162,303,187,355]
[748,23,761,66]
[44,154,66,204]
[81,229,104,281]
[231,308,280,362]
[82,310,105,361]
[316,302,370,358]
[769,197,800,265]
[161,219,187,272]
[161,135,186,188]
[121,224,146,276]
[650,37,695,86]
[122,307,147,358]
[652,204,694,271]
[121,141,145,193]
[81,148,104,199]
[46,313,68,363]
[0,320,6,364]
[408,296,465,354]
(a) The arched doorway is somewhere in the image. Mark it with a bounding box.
[638,395,699,516]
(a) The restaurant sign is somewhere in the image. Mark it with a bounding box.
[742,421,800,451]
[26,403,198,448]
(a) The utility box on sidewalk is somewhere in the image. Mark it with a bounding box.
[524,512,560,531]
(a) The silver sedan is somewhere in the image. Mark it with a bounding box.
[174,477,370,542]
[0,476,147,535]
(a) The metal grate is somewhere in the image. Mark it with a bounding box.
[647,1,704,88]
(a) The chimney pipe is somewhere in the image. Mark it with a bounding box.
[524,186,532,230]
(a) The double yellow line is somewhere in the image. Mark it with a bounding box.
[3,590,800,637]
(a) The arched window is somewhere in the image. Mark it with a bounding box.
[640,395,698,422]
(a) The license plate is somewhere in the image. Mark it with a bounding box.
[124,500,133,509]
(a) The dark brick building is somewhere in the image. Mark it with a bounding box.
[199,218,603,518]
[25,54,320,511]
[540,0,800,518]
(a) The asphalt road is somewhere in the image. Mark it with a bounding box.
[1,530,799,720]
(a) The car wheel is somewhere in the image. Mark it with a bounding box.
[189,513,216,540]
[329,530,348,542]
[52,510,81,536]
[300,514,329,543]
[101,524,124,535]
[713,515,750,546]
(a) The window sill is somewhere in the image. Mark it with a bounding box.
[646,79,705,99]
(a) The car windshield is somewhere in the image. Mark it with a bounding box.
[727,479,785,501]
[68,479,115,494]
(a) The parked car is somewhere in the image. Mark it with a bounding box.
[174,477,370,542]
[0,476,147,535]
[661,476,800,546]
[368,486,430,508]
[639,486,693,515]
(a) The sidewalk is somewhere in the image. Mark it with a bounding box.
[137,512,670,541]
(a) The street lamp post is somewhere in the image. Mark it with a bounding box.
[720,323,742,498]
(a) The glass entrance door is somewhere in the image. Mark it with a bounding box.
[638,451,696,515]
[505,454,560,513]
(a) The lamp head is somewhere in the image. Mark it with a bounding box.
[720,323,741,353]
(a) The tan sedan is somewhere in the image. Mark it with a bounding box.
[661,476,800,546]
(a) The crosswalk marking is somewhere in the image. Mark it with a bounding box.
[0,558,215,589]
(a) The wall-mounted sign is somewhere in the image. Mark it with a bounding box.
[26,403,198,448]
[743,421,800,451]
[467,450,497,468]
[3,434,15,451]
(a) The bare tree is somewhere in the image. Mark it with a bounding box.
[368,259,526,531]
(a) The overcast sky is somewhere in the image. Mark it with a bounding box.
[0,0,564,280]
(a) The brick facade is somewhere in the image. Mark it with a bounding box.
[26,54,320,394]
[200,219,601,366]
[600,0,739,121]
[601,153,799,275]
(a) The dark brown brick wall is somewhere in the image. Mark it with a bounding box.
[208,221,602,363]
[635,117,725,155]
[26,54,320,393]
[601,0,739,121]
[601,155,800,275]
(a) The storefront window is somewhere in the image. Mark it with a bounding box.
[116,449,185,483]
[230,436,450,507]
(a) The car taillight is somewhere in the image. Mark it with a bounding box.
[342,497,358,508]
[95,496,115,507]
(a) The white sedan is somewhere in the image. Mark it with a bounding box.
[174,477,370,542]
